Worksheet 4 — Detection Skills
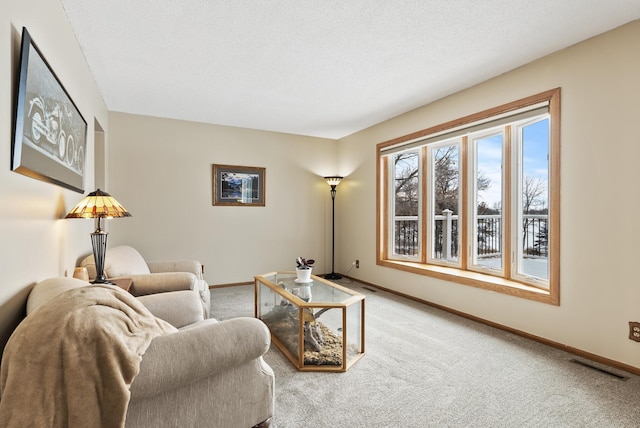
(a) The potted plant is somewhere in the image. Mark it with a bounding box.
[295,257,314,283]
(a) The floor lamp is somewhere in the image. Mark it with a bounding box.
[324,176,343,280]
[65,189,131,284]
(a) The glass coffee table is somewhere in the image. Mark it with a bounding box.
[254,272,365,372]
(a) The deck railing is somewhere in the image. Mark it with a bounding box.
[393,212,548,259]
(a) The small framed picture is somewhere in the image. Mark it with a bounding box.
[212,164,265,206]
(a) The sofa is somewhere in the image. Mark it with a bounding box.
[0,277,274,428]
[80,245,211,318]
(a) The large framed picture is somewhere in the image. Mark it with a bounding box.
[212,164,266,206]
[11,27,87,193]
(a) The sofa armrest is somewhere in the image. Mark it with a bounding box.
[147,260,203,278]
[123,272,198,296]
[136,290,204,328]
[130,317,270,400]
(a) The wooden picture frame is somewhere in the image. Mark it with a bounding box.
[11,27,88,193]
[212,164,265,206]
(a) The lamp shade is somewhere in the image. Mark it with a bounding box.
[324,176,343,187]
[65,189,131,219]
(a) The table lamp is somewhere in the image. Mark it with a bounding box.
[65,188,131,284]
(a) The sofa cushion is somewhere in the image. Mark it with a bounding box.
[105,246,151,277]
[81,245,151,279]
[26,277,90,315]
[136,290,205,328]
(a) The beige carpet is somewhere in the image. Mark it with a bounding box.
[211,280,640,428]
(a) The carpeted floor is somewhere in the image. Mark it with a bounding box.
[211,280,640,428]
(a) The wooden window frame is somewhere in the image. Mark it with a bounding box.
[376,88,560,305]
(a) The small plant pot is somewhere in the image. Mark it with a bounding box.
[296,268,312,283]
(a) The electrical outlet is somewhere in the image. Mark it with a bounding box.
[629,322,640,342]
[356,260,360,268]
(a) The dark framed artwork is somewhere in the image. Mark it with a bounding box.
[212,164,266,206]
[11,27,87,193]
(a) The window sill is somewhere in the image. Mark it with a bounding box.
[377,259,558,305]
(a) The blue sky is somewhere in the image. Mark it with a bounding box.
[476,117,549,208]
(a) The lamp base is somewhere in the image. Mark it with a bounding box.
[90,230,110,286]
[324,272,342,280]
[91,278,114,285]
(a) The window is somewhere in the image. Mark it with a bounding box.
[428,140,461,265]
[377,89,560,304]
[391,150,420,258]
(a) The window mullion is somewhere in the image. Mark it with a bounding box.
[381,156,389,261]
[425,145,434,264]
[548,91,560,304]
[460,136,469,270]
[420,146,428,264]
[503,125,513,279]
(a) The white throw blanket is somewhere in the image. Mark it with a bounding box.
[0,284,177,427]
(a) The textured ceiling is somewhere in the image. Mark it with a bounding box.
[60,1,640,139]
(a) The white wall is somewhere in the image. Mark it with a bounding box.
[107,112,339,285]
[0,0,108,350]
[339,20,640,369]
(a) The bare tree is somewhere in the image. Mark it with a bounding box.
[394,152,419,216]
[522,176,546,214]
[433,145,491,213]
[522,176,548,255]
[393,152,420,255]
[433,146,459,212]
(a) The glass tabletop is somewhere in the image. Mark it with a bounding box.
[261,272,355,304]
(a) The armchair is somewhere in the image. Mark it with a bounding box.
[81,245,211,317]
[1,277,274,428]
[128,291,275,428]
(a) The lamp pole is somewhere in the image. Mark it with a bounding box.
[324,176,343,280]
